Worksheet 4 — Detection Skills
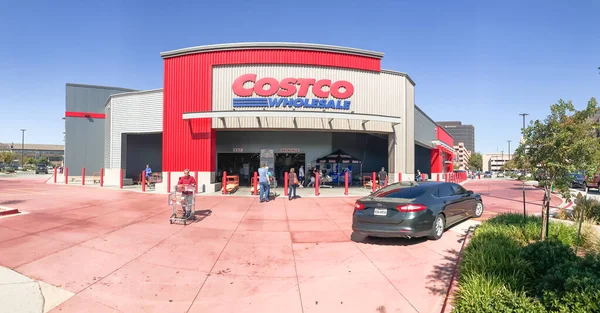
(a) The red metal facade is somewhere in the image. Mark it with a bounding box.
[436,126,454,147]
[162,49,381,172]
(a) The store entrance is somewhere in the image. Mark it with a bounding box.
[274,153,305,183]
[217,153,260,186]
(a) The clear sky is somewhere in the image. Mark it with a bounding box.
[0,0,598,154]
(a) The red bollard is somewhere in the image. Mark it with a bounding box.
[398,172,402,182]
[82,167,86,185]
[222,171,227,194]
[315,171,320,196]
[253,172,258,196]
[53,167,57,183]
[65,167,69,184]
[142,171,146,192]
[119,169,123,189]
[284,172,289,197]
[437,173,440,181]
[166,172,171,193]
[421,173,426,182]
[100,168,104,187]
[344,171,349,196]
[372,172,376,193]
[478,174,481,179]
[194,171,199,193]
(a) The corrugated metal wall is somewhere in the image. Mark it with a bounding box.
[162,49,381,172]
[106,90,163,170]
[104,105,111,168]
[211,65,404,133]
[414,106,437,148]
[65,84,135,173]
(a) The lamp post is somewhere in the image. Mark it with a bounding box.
[508,140,512,160]
[519,113,528,224]
[20,129,26,168]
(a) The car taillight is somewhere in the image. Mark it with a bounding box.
[355,202,365,210]
[397,204,426,212]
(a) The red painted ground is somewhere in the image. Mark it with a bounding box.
[464,178,563,221]
[0,177,548,313]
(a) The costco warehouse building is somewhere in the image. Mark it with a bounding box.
[63,42,455,192]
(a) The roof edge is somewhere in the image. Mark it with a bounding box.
[380,69,416,86]
[66,83,137,92]
[104,88,163,108]
[160,42,384,60]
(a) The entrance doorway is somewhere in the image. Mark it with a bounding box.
[217,153,260,185]
[274,153,305,183]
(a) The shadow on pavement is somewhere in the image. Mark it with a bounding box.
[426,248,460,296]
[0,200,25,206]
[350,232,427,246]
[193,209,213,222]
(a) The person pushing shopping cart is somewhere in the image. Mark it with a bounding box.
[177,169,197,218]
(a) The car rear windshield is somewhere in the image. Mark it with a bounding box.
[373,185,428,199]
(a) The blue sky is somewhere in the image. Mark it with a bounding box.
[0,0,598,154]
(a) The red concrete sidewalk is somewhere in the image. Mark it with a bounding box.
[464,178,563,221]
[0,177,465,313]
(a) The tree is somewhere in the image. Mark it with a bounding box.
[0,151,16,165]
[517,98,600,240]
[468,152,483,171]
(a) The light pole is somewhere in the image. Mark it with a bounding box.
[519,113,528,224]
[20,129,26,168]
[508,140,512,160]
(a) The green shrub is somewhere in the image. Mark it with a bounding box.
[573,193,600,223]
[520,238,577,279]
[453,273,546,313]
[536,254,600,312]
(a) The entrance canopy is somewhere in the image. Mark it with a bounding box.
[182,110,401,125]
[316,149,362,164]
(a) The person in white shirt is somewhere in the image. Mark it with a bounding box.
[299,165,305,187]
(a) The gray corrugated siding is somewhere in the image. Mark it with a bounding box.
[65,85,134,173]
[211,65,406,133]
[104,106,111,168]
[414,107,436,148]
[107,90,163,170]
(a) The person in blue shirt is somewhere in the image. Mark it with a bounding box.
[145,164,152,186]
[258,163,270,203]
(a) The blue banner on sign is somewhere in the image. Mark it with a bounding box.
[233,98,351,110]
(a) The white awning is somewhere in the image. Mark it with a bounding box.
[432,140,457,154]
[182,110,402,125]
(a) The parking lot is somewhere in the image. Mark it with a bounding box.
[0,176,473,313]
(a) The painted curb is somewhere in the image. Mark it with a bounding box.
[440,225,475,313]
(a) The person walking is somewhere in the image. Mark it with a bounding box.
[258,163,270,203]
[288,168,298,200]
[298,165,305,187]
[177,169,196,218]
[378,167,388,189]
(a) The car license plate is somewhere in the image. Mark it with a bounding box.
[374,208,387,216]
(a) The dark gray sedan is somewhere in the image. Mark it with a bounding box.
[352,181,484,240]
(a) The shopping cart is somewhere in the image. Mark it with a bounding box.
[169,184,196,225]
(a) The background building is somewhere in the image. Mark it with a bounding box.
[436,121,475,152]
[483,152,513,172]
[64,42,457,190]
[454,142,471,170]
[0,143,64,166]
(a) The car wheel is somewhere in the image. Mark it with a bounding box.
[428,214,445,240]
[474,201,484,217]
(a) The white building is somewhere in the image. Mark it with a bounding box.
[483,152,514,172]
[454,142,471,170]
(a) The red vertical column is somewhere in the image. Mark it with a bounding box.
[253,172,258,196]
[65,167,69,184]
[166,172,171,193]
[53,167,57,183]
[421,173,426,182]
[82,167,86,185]
[398,172,402,182]
[194,171,199,193]
[141,171,146,192]
[371,172,376,193]
[315,172,320,196]
[119,169,123,189]
[100,168,104,187]
[222,171,227,194]
[344,171,349,196]
[284,172,289,197]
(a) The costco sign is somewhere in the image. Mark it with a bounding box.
[231,74,353,110]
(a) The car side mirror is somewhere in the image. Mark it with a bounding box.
[467,190,473,195]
